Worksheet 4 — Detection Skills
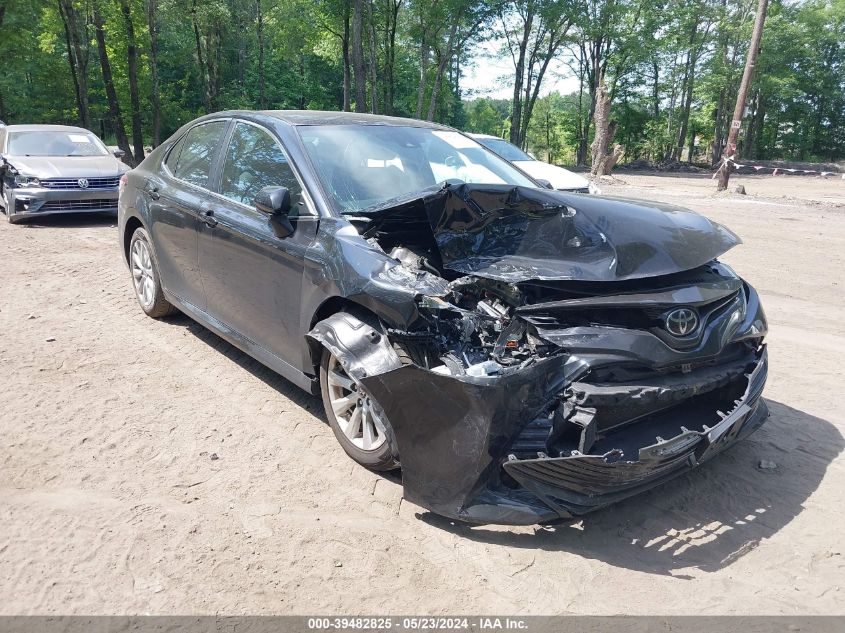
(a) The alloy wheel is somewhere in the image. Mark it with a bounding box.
[131,238,156,309]
[325,354,388,451]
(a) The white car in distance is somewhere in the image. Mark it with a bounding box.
[469,133,600,194]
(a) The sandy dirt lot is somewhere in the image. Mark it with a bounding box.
[1,172,844,615]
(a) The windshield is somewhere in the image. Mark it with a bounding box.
[477,137,533,162]
[7,130,109,157]
[297,125,536,214]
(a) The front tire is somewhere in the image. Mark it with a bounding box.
[2,191,19,224]
[319,344,399,471]
[129,227,175,318]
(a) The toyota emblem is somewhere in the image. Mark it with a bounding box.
[78,178,89,189]
[665,308,699,337]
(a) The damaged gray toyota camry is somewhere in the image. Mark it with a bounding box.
[118,111,769,526]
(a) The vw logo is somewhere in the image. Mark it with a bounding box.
[78,178,89,189]
[665,308,699,337]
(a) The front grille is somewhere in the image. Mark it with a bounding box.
[40,177,120,190]
[38,198,118,212]
[521,290,741,335]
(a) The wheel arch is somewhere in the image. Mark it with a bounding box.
[122,214,146,266]
[306,296,386,380]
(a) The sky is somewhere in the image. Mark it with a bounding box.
[460,38,582,100]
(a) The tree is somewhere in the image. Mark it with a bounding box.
[501,0,574,147]
[0,0,840,166]
[118,0,144,162]
[57,0,92,128]
[424,0,494,121]
[146,0,162,146]
[465,97,509,135]
[351,0,367,111]
[93,1,133,162]
[568,0,662,171]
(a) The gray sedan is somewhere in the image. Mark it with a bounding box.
[0,124,129,223]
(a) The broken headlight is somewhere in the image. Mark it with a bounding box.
[14,174,41,188]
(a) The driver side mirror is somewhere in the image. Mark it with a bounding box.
[535,179,554,190]
[113,149,126,158]
[254,186,293,238]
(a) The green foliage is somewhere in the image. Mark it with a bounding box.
[0,0,841,162]
[465,98,509,135]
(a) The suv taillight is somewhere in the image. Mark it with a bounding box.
[119,174,128,195]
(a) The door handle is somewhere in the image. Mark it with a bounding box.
[200,208,218,228]
[146,186,160,200]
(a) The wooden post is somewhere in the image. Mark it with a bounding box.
[717,0,769,191]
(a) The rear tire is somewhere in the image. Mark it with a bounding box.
[319,342,399,471]
[129,227,176,318]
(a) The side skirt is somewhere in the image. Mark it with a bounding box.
[164,290,319,395]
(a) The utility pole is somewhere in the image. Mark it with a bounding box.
[717,0,769,191]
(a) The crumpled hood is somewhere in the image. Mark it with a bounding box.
[5,155,126,179]
[513,160,590,190]
[361,184,741,283]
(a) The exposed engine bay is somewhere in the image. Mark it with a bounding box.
[310,184,769,525]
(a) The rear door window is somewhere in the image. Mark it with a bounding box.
[173,121,227,189]
[164,134,186,172]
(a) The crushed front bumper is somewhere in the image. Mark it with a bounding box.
[504,350,768,517]
[6,186,118,220]
[361,346,768,526]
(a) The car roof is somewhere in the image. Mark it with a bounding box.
[211,110,451,129]
[2,124,95,134]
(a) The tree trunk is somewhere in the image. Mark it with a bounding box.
[384,0,400,115]
[586,38,604,150]
[191,1,212,112]
[146,0,162,146]
[521,35,563,147]
[426,19,460,122]
[426,51,443,121]
[298,54,306,109]
[93,5,133,164]
[57,0,91,129]
[234,3,245,91]
[351,0,367,113]
[576,47,588,166]
[712,88,725,165]
[651,60,659,119]
[591,79,621,176]
[341,1,351,111]
[256,0,267,109]
[415,38,429,119]
[508,8,532,145]
[119,0,145,163]
[366,0,378,114]
[60,11,83,126]
[674,53,697,162]
[753,96,766,158]
[674,19,706,162]
[212,23,222,107]
[746,90,766,159]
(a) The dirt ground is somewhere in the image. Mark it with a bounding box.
[1,172,844,615]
